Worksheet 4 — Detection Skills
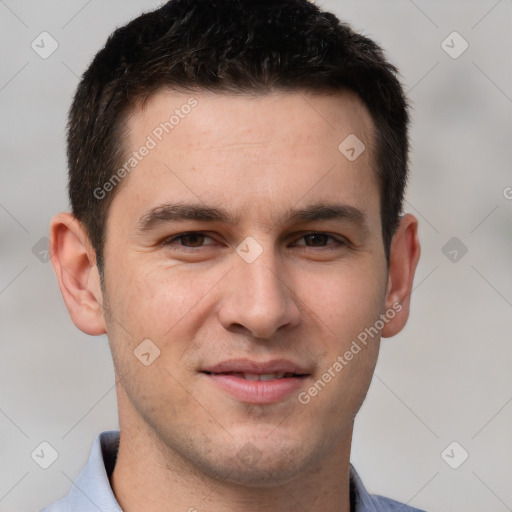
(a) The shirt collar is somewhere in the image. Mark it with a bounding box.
[54,430,123,512]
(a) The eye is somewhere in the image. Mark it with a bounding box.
[161,231,348,254]
[293,232,348,249]
[163,232,218,248]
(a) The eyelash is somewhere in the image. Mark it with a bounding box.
[162,231,348,251]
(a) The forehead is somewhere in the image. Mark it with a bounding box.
[112,88,380,230]
[129,88,375,151]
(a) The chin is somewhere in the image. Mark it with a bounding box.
[189,428,326,487]
[203,448,314,487]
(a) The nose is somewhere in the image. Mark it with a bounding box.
[217,245,301,339]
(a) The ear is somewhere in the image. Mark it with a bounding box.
[381,213,421,338]
[49,212,106,336]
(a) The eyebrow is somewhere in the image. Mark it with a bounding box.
[137,201,370,234]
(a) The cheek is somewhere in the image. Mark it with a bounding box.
[306,264,385,411]
[107,259,222,347]
[103,264,204,416]
[298,259,387,337]
[115,274,186,338]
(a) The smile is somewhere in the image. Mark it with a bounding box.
[204,371,301,381]
[200,359,311,404]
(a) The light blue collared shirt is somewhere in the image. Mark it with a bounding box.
[39,430,428,512]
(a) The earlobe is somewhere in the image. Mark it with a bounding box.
[381,214,421,338]
[50,212,106,336]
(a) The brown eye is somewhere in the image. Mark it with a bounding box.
[177,233,206,247]
[295,233,347,248]
[164,232,217,248]
[303,233,330,246]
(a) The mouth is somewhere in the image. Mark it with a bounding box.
[202,371,308,381]
[200,359,311,404]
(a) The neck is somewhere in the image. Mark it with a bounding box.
[111,395,353,512]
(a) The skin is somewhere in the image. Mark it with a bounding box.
[50,89,420,512]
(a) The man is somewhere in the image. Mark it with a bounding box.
[42,0,422,510]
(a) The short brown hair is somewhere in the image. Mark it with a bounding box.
[67,0,410,274]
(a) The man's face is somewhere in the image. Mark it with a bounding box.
[101,89,388,484]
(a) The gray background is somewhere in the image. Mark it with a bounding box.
[1,1,511,511]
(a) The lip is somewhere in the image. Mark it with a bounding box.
[200,358,311,404]
[202,358,310,375]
